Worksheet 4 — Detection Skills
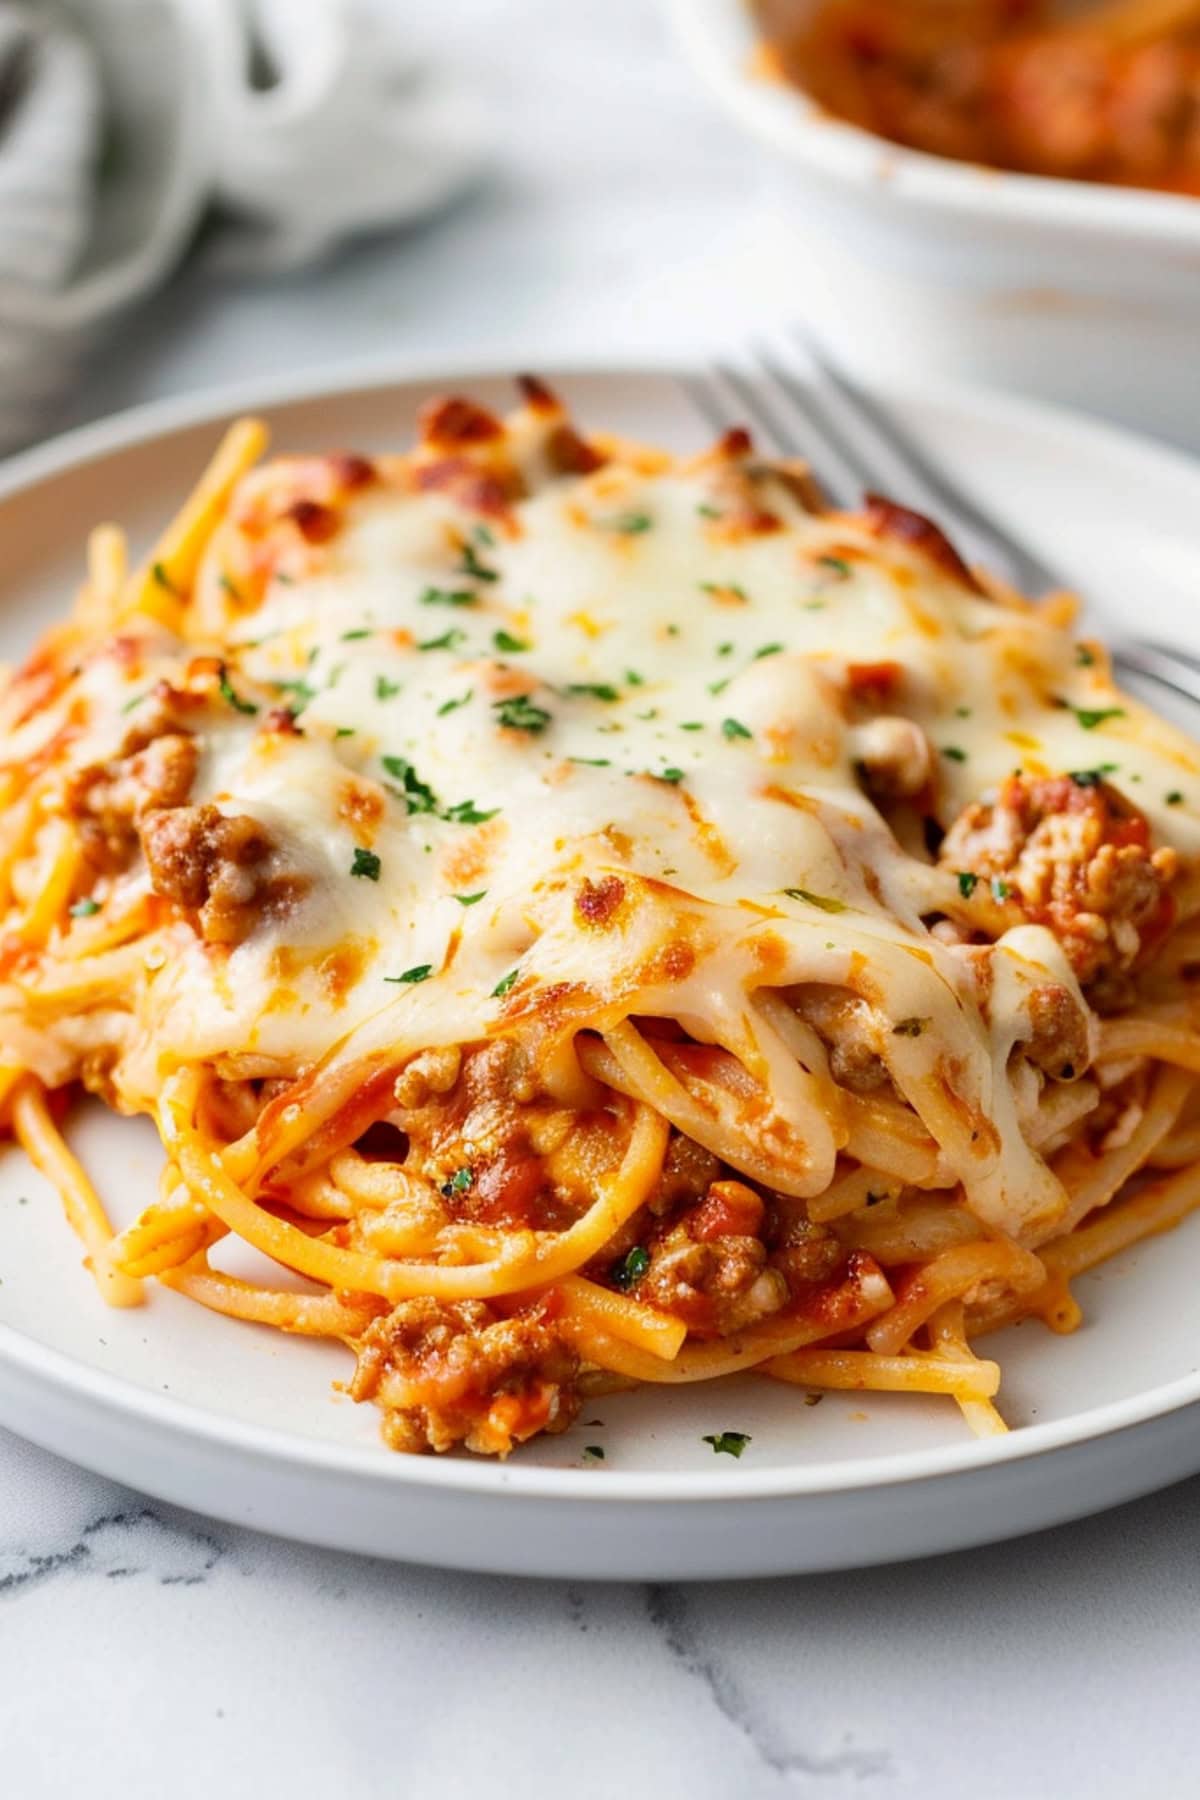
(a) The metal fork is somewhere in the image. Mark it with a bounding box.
[684,336,1200,712]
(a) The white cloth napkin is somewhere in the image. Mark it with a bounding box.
[0,0,487,452]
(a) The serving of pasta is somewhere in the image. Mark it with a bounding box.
[3,375,1200,1460]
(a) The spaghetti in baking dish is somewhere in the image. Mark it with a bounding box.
[754,0,1200,198]
[3,377,1200,1458]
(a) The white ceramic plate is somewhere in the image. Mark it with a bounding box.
[3,361,1200,1581]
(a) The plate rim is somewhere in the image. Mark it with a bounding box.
[4,352,1200,1508]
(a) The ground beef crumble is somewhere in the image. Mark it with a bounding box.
[627,1177,837,1339]
[139,801,307,946]
[67,729,199,872]
[939,772,1178,990]
[349,1296,580,1456]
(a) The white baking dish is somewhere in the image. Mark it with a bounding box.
[667,0,1200,450]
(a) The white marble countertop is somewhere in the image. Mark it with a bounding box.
[4,4,1200,1795]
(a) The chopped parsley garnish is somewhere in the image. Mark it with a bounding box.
[1073,706,1125,731]
[717,642,735,658]
[783,888,846,913]
[454,890,487,906]
[1076,645,1096,667]
[458,542,499,583]
[350,847,381,881]
[418,627,466,653]
[956,871,978,898]
[443,799,498,825]
[381,755,439,815]
[492,967,520,999]
[569,756,611,767]
[151,562,177,594]
[340,627,372,640]
[624,668,645,686]
[335,726,356,738]
[493,694,551,733]
[493,629,531,654]
[420,587,476,608]
[707,678,731,697]
[437,690,473,717]
[892,1017,929,1037]
[441,1166,474,1197]
[473,523,495,547]
[120,690,149,715]
[567,682,620,702]
[697,502,722,519]
[1069,765,1118,788]
[69,898,100,918]
[217,662,258,715]
[386,964,433,985]
[753,642,784,660]
[955,705,971,719]
[271,678,316,712]
[582,1445,606,1461]
[721,717,752,741]
[680,722,704,732]
[700,581,748,602]
[816,554,852,580]
[654,767,685,785]
[602,511,652,535]
[612,1246,650,1290]
[702,1431,751,1458]
[1167,791,1185,806]
[218,572,244,602]
[941,745,967,763]
[375,675,402,700]
[991,877,1011,901]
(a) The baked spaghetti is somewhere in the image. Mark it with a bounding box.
[754,0,1200,198]
[3,377,1199,1457]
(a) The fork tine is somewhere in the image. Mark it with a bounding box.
[720,360,861,506]
[684,364,864,508]
[747,337,1010,557]
[778,341,1200,697]
[686,359,1199,726]
[682,368,802,470]
[712,365,796,459]
[1138,639,1200,680]
[788,325,1062,596]
[679,371,731,440]
[1114,642,1200,705]
[750,346,881,507]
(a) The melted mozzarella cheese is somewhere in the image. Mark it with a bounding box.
[11,433,1200,1240]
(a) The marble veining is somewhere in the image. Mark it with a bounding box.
[645,1585,893,1782]
[1,1506,226,1599]
[5,1426,1200,1798]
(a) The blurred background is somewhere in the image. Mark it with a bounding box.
[2,0,1198,454]
[0,0,774,448]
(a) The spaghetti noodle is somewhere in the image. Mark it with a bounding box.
[3,376,1200,1457]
